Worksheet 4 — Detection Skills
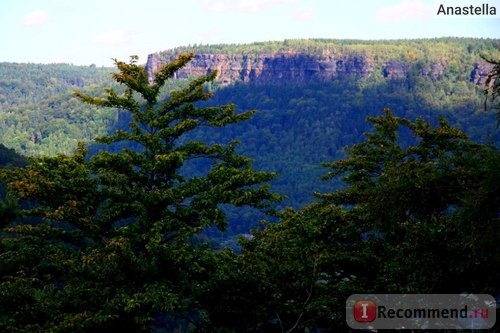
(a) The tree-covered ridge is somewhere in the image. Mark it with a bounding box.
[0,48,498,332]
[186,76,498,212]
[0,63,114,109]
[1,38,498,157]
[151,38,499,111]
[0,63,117,155]
[159,37,500,62]
[1,40,497,213]
[149,38,500,102]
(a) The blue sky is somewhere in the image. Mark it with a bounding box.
[2,0,499,66]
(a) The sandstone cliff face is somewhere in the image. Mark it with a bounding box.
[470,61,493,85]
[145,52,491,86]
[146,53,376,85]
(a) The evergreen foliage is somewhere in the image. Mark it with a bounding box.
[0,63,116,155]
[161,37,500,61]
[0,39,499,332]
[0,54,279,332]
[1,38,499,157]
[1,39,498,214]
[205,110,499,331]
[0,144,27,168]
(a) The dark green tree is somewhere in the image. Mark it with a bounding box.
[318,109,500,294]
[214,109,499,331]
[0,53,279,332]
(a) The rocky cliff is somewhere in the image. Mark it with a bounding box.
[145,40,495,86]
[147,53,377,85]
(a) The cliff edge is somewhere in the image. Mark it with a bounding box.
[145,39,496,86]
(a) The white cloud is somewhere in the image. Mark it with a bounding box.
[22,10,50,27]
[375,0,434,23]
[198,0,296,13]
[291,8,316,21]
[91,30,131,45]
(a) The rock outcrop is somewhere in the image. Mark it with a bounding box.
[470,61,493,85]
[147,53,376,85]
[145,50,493,86]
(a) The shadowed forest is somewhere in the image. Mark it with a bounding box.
[0,38,499,332]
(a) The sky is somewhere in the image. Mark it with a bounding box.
[1,0,499,66]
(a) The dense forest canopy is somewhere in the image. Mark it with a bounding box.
[158,38,500,211]
[0,63,115,110]
[0,63,116,155]
[0,53,281,332]
[1,38,499,218]
[0,39,499,332]
[0,54,500,333]
[162,37,500,59]
[1,38,499,157]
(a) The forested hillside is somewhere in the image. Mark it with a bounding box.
[0,63,116,155]
[150,38,499,86]
[145,38,500,213]
[1,39,499,209]
[1,49,498,332]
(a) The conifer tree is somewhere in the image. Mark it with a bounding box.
[212,109,499,332]
[0,53,279,332]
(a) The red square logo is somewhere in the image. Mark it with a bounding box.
[354,300,376,322]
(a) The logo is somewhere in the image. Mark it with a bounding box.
[353,300,376,322]
[347,294,496,329]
